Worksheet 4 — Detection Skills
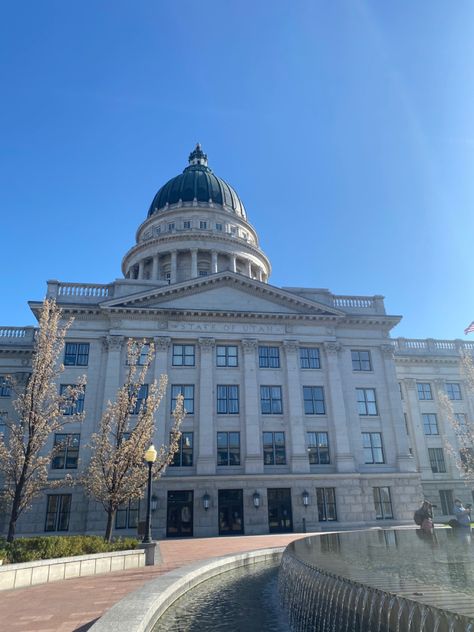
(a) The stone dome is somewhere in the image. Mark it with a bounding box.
[147,144,246,220]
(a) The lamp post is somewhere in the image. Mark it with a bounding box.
[143,444,157,544]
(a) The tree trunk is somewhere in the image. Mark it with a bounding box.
[7,493,21,543]
[104,506,116,542]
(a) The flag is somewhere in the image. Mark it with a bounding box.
[464,321,474,335]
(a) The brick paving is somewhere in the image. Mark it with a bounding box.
[0,533,305,632]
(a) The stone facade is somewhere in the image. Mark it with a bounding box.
[0,147,472,539]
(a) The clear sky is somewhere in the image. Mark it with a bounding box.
[1,1,473,339]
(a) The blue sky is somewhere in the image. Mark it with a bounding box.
[1,2,473,339]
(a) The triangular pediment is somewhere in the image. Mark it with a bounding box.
[101,273,344,318]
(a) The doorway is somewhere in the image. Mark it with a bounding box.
[167,490,193,537]
[218,489,244,535]
[267,488,293,533]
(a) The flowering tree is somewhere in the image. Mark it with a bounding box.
[0,299,85,542]
[83,340,184,542]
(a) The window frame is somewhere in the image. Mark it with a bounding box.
[439,489,454,515]
[260,385,283,415]
[428,447,447,473]
[262,431,286,465]
[356,388,378,416]
[172,344,195,367]
[129,384,148,415]
[417,382,433,400]
[170,431,194,467]
[216,345,238,367]
[217,385,239,414]
[217,431,241,466]
[299,347,321,369]
[51,433,80,470]
[258,346,280,369]
[307,431,330,465]
[316,487,337,521]
[303,386,326,415]
[45,494,72,532]
[373,486,393,519]
[59,384,85,416]
[362,432,385,464]
[0,376,11,397]
[351,350,372,371]
[64,342,89,367]
[422,413,439,435]
[446,382,462,400]
[171,384,194,414]
[116,499,140,529]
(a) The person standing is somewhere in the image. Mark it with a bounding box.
[453,499,471,528]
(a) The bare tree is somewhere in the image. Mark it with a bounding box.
[83,340,184,542]
[0,299,85,542]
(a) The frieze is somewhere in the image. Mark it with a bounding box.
[167,321,286,335]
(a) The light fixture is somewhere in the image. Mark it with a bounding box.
[302,490,309,507]
[151,494,158,512]
[203,492,211,511]
[144,444,158,463]
[142,444,158,543]
[253,491,261,508]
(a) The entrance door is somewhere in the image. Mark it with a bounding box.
[267,488,293,533]
[218,489,244,535]
[167,490,193,537]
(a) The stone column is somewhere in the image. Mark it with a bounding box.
[283,340,310,473]
[153,337,171,449]
[152,255,159,280]
[196,338,215,474]
[433,378,457,478]
[257,268,263,282]
[242,339,263,473]
[138,260,144,280]
[230,254,237,273]
[211,250,218,274]
[404,378,432,477]
[170,250,177,284]
[323,342,356,472]
[191,249,198,278]
[101,336,124,408]
[246,260,252,278]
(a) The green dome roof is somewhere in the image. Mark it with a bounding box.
[147,144,246,219]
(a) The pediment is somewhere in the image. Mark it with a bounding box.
[101,273,344,318]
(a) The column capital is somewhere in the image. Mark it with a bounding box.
[154,336,171,351]
[242,338,258,353]
[380,343,395,357]
[323,341,341,355]
[103,335,124,351]
[404,378,416,390]
[283,339,299,353]
[198,337,215,352]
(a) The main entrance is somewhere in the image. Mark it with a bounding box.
[267,488,293,533]
[167,490,193,537]
[218,489,244,535]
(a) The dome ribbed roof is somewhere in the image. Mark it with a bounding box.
[147,144,246,219]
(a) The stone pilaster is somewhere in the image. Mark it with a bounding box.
[170,250,177,283]
[404,378,431,477]
[196,338,216,474]
[211,250,218,274]
[283,340,309,473]
[153,337,170,449]
[152,255,159,280]
[191,249,198,278]
[101,335,124,407]
[242,338,263,473]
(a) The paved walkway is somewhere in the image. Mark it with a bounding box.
[0,533,305,632]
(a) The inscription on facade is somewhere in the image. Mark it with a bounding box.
[167,321,286,334]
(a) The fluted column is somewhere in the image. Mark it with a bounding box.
[197,338,215,474]
[153,337,171,449]
[170,250,177,284]
[404,378,431,477]
[230,254,237,273]
[246,260,252,278]
[211,250,218,274]
[102,336,124,408]
[191,249,198,278]
[243,339,263,473]
[138,260,144,280]
[283,340,310,473]
[257,268,263,282]
[323,342,356,472]
[152,255,159,280]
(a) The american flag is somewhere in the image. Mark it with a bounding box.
[465,321,474,335]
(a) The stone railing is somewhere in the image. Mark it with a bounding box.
[0,327,36,345]
[393,338,474,355]
[47,281,114,302]
[332,295,385,314]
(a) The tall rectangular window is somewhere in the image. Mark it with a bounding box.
[422,413,439,435]
[362,433,385,464]
[260,386,283,414]
[216,223,223,231]
[439,489,454,515]
[168,222,175,232]
[307,432,330,464]
[217,432,240,466]
[216,345,238,367]
[303,386,325,415]
[373,487,393,519]
[263,431,286,465]
[454,413,468,432]
[64,342,89,366]
[0,376,11,397]
[45,494,71,532]
[199,220,207,229]
[116,499,140,529]
[60,384,85,415]
[172,344,195,366]
[428,447,447,473]
[130,384,148,415]
[351,350,372,371]
[171,385,194,414]
[446,383,462,400]
[316,488,337,521]
[258,346,280,368]
[299,347,321,369]
[356,388,378,415]
[171,432,193,466]
[183,220,191,229]
[52,434,80,469]
[126,342,150,365]
[417,382,432,400]
[217,385,239,414]
[460,448,474,472]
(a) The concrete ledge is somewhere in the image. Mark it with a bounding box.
[0,548,145,591]
[89,547,283,632]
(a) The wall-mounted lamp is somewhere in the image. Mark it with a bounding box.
[302,490,309,507]
[151,494,158,512]
[253,491,261,508]
[202,492,211,511]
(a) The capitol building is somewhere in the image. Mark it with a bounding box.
[1,144,473,538]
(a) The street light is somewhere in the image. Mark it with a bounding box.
[202,492,210,511]
[143,444,157,544]
[302,490,309,507]
[253,491,261,508]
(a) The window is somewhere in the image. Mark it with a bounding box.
[171,432,193,466]
[230,226,237,235]
[422,413,439,435]
[217,385,239,414]
[216,223,223,231]
[155,226,161,235]
[439,489,454,515]
[307,432,330,464]
[362,433,385,464]
[171,385,194,414]
[373,487,393,519]
[52,434,80,469]
[0,410,6,430]
[200,221,207,229]
[351,350,372,371]
[130,384,148,415]
[260,386,283,414]
[428,447,446,473]
[217,432,240,466]
[356,388,378,416]
[198,270,208,277]
[216,345,238,367]
[183,220,191,229]
[45,494,71,532]
[316,488,337,521]
[127,342,150,365]
[454,413,468,432]
[64,342,89,367]
[60,384,85,415]
[258,346,280,368]
[446,383,462,400]
[168,222,175,232]
[172,344,195,366]
[303,386,325,415]
[116,500,140,529]
[0,376,11,397]
[417,382,432,400]
[299,347,321,369]
[263,431,286,465]
[460,448,474,472]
